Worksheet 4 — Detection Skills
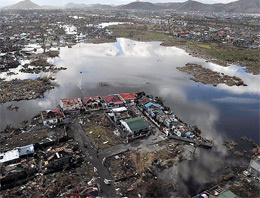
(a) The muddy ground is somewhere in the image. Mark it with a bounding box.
[106,150,174,197]
[82,113,123,150]
[177,63,247,86]
[0,78,54,103]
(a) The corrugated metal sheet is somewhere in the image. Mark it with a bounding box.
[216,190,237,198]
[18,144,34,156]
[0,149,19,163]
[124,117,148,132]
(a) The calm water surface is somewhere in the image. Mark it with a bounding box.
[1,38,259,195]
[0,38,259,144]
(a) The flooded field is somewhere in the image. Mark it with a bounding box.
[0,38,259,144]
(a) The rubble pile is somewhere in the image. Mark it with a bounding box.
[0,78,54,103]
[106,151,137,182]
[43,50,60,58]
[0,123,100,197]
[229,176,260,197]
[20,65,66,74]
[0,127,66,152]
[106,150,173,197]
[30,58,54,67]
[177,63,247,86]
[82,113,122,149]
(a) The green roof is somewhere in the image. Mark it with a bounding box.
[125,117,148,132]
[216,190,237,198]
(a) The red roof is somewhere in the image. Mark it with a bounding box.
[120,93,136,101]
[82,96,100,104]
[139,96,151,105]
[52,108,65,117]
[60,97,82,108]
[61,97,81,102]
[103,95,124,104]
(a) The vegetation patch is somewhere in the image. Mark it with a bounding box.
[177,63,247,86]
[109,24,260,75]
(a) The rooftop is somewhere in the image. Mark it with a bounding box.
[124,117,149,132]
[82,96,101,104]
[216,190,237,198]
[0,150,19,163]
[119,93,136,100]
[41,108,64,120]
[103,94,124,105]
[60,97,82,109]
[138,96,151,105]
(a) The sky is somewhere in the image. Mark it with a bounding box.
[0,0,239,7]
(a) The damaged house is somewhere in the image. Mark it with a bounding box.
[108,107,131,124]
[137,96,152,107]
[119,93,136,104]
[59,97,83,112]
[41,108,65,127]
[120,117,150,142]
[82,96,103,110]
[144,102,163,118]
[102,94,125,108]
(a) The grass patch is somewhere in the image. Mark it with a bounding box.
[189,41,260,74]
[109,24,170,41]
[197,44,211,49]
[190,41,259,62]
[109,23,260,74]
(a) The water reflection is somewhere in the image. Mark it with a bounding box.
[99,22,132,28]
[1,38,259,196]
[1,38,259,144]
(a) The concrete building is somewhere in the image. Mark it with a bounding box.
[120,117,149,142]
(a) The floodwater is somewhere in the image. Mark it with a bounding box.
[1,38,259,195]
[1,38,259,143]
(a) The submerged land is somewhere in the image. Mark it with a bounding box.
[0,3,260,198]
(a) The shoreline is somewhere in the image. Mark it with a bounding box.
[108,24,260,75]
